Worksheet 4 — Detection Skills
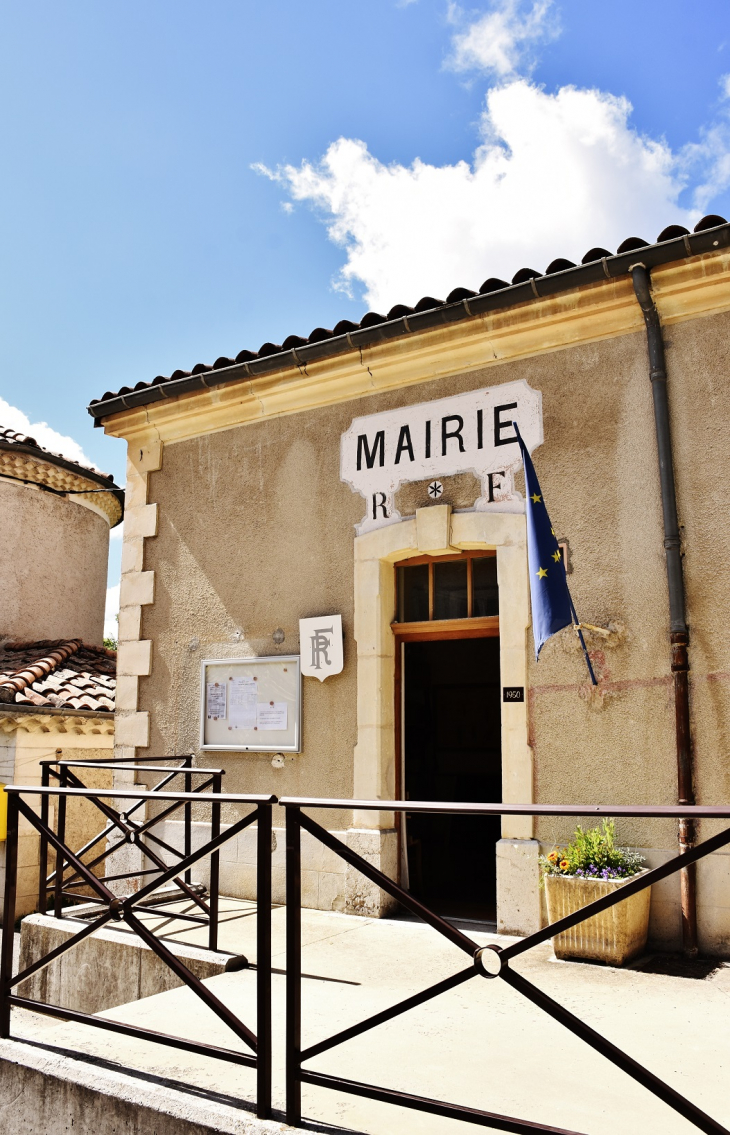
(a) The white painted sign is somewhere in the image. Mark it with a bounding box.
[299,615,344,681]
[340,379,542,532]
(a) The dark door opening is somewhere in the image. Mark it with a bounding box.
[403,637,501,923]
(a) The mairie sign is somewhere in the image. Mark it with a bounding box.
[340,379,542,532]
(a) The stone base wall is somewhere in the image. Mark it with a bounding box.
[154,821,397,917]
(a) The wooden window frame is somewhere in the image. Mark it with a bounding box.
[392,549,498,637]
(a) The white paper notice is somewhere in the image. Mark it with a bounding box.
[229,676,257,729]
[256,702,287,731]
[206,682,227,720]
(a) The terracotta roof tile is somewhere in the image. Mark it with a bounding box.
[88,214,729,419]
[0,638,115,714]
[0,426,116,483]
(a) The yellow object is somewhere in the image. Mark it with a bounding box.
[0,787,7,842]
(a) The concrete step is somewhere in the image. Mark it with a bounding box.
[0,1036,296,1135]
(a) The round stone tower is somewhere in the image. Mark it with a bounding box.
[0,427,124,645]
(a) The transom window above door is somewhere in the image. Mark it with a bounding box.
[395,551,498,625]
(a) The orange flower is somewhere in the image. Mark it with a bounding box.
[559,859,570,870]
[547,852,558,863]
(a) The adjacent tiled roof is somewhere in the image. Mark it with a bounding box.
[0,427,115,484]
[0,639,116,713]
[0,426,124,526]
[88,214,730,422]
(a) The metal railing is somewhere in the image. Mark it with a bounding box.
[281,797,730,1135]
[0,783,275,1119]
[38,754,226,950]
[2,784,730,1132]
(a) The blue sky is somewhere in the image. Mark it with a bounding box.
[1,1,729,629]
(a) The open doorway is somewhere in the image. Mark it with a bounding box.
[402,636,502,923]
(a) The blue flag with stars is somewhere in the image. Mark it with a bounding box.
[513,422,573,660]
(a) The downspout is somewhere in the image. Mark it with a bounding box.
[631,264,697,957]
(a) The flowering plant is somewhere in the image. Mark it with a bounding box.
[539,820,645,880]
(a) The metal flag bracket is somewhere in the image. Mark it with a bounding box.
[573,622,611,638]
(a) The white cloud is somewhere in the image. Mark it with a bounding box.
[104,584,120,641]
[110,521,124,541]
[0,396,96,470]
[682,74,730,213]
[446,0,559,78]
[261,80,704,312]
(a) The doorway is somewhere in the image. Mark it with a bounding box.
[402,636,502,923]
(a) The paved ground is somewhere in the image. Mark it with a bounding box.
[11,900,730,1135]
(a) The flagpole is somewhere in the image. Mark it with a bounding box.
[567,592,598,686]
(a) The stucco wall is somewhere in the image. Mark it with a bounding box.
[137,307,730,944]
[0,481,110,645]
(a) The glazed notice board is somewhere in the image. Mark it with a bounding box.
[200,655,301,752]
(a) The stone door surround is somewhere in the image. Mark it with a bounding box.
[349,503,533,910]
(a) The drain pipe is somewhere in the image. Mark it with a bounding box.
[631,264,697,957]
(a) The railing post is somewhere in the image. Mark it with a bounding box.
[208,774,221,953]
[285,804,302,1126]
[38,763,50,912]
[54,769,67,919]
[257,802,272,1119]
[0,792,19,1038]
[184,761,192,886]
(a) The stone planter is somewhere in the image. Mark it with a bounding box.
[544,871,651,966]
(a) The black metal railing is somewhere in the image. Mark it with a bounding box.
[280,797,730,1135]
[3,784,730,1133]
[38,754,225,950]
[0,783,275,1119]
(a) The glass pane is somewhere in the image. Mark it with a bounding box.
[433,560,468,620]
[472,556,498,617]
[398,564,429,622]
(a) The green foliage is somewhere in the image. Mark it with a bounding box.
[103,637,118,651]
[540,820,645,881]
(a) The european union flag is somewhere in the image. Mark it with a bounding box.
[513,422,573,660]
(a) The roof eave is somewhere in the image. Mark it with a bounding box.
[88,222,730,424]
[0,703,115,719]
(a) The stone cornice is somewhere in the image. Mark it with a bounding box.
[0,705,115,736]
[0,450,123,527]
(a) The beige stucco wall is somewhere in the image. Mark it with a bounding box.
[131,303,730,948]
[522,314,730,859]
[0,481,110,645]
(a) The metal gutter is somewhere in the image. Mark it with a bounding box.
[88,222,730,424]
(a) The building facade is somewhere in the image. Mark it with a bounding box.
[0,427,123,914]
[90,216,730,953]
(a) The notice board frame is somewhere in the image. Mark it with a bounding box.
[200,655,302,753]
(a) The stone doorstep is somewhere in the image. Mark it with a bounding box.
[0,1038,299,1135]
[18,911,231,1015]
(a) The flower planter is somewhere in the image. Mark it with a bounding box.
[544,871,651,965]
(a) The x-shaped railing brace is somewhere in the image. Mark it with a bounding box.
[7,796,265,1058]
[45,765,218,921]
[285,805,730,1135]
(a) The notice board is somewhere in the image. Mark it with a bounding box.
[200,655,301,752]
